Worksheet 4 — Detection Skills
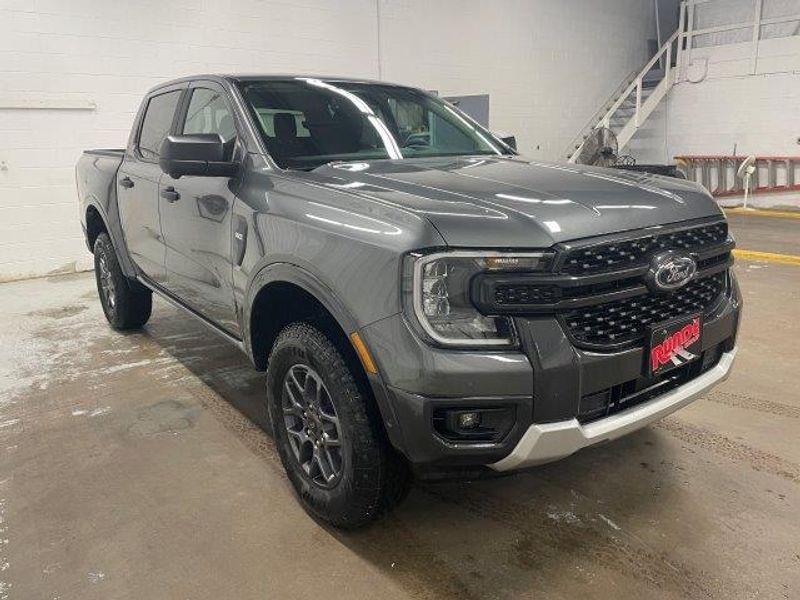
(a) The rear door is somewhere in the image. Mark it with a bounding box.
[159,81,241,335]
[117,86,184,284]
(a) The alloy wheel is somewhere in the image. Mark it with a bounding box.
[281,364,344,487]
[98,253,116,314]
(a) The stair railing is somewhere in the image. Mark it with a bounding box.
[567,27,683,162]
[562,65,639,160]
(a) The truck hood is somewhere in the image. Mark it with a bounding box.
[310,156,723,248]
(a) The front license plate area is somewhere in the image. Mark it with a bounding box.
[647,313,702,376]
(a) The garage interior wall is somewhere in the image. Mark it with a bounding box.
[629,0,800,164]
[0,0,653,282]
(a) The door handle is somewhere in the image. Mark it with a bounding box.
[160,187,180,202]
[120,176,134,189]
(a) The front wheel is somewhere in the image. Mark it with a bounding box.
[93,232,152,330]
[266,323,410,528]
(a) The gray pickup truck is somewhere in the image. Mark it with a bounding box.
[76,74,740,527]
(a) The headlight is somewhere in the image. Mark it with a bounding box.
[402,250,554,348]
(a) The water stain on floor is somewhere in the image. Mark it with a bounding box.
[26,304,88,320]
[127,399,202,437]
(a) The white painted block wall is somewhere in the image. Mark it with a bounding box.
[0,0,653,281]
[379,0,654,161]
[628,36,800,164]
[630,71,800,164]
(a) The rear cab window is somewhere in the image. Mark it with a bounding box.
[253,109,310,138]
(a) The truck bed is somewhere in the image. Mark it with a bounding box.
[76,149,126,248]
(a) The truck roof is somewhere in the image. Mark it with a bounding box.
[145,73,411,95]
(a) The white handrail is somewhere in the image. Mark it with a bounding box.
[601,28,680,129]
[568,27,682,162]
[563,66,640,157]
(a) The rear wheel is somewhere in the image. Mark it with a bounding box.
[266,322,410,528]
[93,233,152,330]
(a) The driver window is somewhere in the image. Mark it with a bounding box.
[183,88,237,143]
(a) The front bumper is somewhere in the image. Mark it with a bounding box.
[490,346,737,471]
[363,272,741,468]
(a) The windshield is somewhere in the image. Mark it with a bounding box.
[237,78,508,170]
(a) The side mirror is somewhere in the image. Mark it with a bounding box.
[159,134,238,179]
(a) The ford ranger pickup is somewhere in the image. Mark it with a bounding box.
[76,74,740,528]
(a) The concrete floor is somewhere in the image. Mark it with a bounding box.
[0,216,798,600]
[725,211,800,255]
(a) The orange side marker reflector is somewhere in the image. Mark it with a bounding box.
[350,332,378,375]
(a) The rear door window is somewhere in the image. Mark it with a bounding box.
[138,90,182,160]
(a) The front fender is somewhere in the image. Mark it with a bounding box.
[243,261,361,359]
[243,261,409,455]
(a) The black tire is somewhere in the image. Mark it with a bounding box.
[266,322,410,529]
[93,232,152,330]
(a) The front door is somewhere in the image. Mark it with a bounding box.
[159,82,241,336]
[117,87,184,285]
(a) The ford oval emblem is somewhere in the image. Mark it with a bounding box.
[646,251,697,292]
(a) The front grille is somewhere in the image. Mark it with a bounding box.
[494,283,559,305]
[562,272,726,348]
[471,219,733,351]
[561,222,728,276]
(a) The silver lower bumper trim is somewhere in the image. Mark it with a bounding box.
[490,347,738,472]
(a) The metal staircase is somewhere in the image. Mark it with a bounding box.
[567,28,683,163]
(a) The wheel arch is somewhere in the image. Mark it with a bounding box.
[244,263,360,371]
[82,199,138,279]
[244,263,407,454]
[85,203,108,252]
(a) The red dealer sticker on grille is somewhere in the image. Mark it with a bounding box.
[648,314,702,376]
